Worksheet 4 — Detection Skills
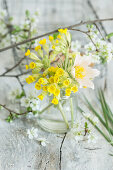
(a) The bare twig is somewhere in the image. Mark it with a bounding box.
[1,56,26,76]
[0,70,31,77]
[0,17,113,52]
[87,0,110,42]
[0,104,27,115]
[69,28,88,34]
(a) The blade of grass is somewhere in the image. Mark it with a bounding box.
[83,95,113,136]
[78,106,113,146]
[99,89,113,125]
[98,89,109,131]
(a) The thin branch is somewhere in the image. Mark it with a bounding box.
[87,0,111,42]
[0,104,27,115]
[70,28,98,51]
[1,56,26,76]
[17,76,25,96]
[0,70,31,77]
[69,28,88,34]
[0,17,113,52]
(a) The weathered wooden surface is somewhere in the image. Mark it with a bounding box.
[0,0,113,169]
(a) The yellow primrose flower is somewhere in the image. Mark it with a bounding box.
[38,94,44,100]
[29,62,36,69]
[38,78,44,84]
[42,73,46,77]
[63,79,70,86]
[49,76,54,84]
[43,86,48,91]
[58,29,64,33]
[63,28,67,34]
[52,45,55,49]
[57,34,61,39]
[51,98,58,105]
[65,88,71,96]
[58,28,67,34]
[25,65,29,70]
[56,40,59,43]
[35,82,41,90]
[35,45,41,51]
[48,84,56,94]
[56,68,64,77]
[48,66,56,72]
[25,49,30,56]
[39,39,46,45]
[26,75,35,84]
[71,85,78,93]
[54,89,60,96]
[49,36,54,41]
[54,76,59,83]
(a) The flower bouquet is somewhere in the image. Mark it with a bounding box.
[25,28,100,133]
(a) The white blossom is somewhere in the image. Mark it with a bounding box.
[71,40,81,52]
[21,97,30,107]
[87,133,98,143]
[9,89,21,102]
[37,138,48,146]
[27,127,38,139]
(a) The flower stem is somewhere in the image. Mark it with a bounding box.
[58,102,69,129]
[39,103,53,114]
[70,97,74,128]
[65,51,68,71]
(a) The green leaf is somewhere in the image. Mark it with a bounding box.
[16,91,25,99]
[85,122,88,128]
[27,107,32,112]
[106,32,113,39]
[12,25,21,34]
[25,10,30,18]
[53,32,59,40]
[0,105,3,110]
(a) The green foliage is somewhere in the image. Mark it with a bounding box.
[6,113,18,123]
[16,91,25,99]
[12,25,21,34]
[25,10,30,18]
[85,122,88,129]
[27,107,32,112]
[78,89,113,146]
[53,32,59,40]
[0,105,2,110]
[106,32,113,39]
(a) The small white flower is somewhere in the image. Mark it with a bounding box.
[9,89,21,102]
[37,138,48,146]
[21,97,30,107]
[26,112,33,119]
[27,127,38,139]
[30,99,39,111]
[87,133,98,143]
[71,40,81,52]
[75,135,83,142]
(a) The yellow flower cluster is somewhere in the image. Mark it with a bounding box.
[25,28,78,105]
[34,66,78,104]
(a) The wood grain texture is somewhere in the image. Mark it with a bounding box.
[0,0,113,169]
